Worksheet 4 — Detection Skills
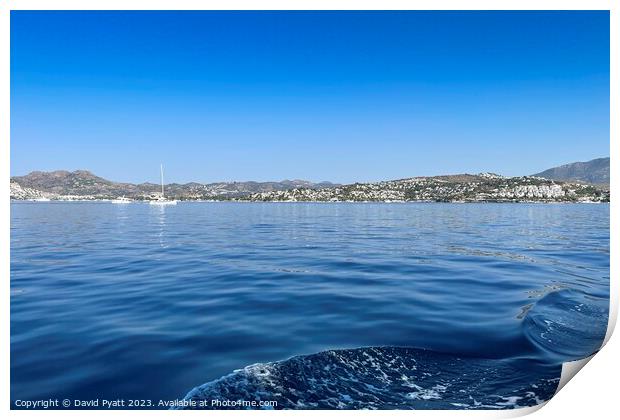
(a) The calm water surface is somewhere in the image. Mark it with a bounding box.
[10,202,609,408]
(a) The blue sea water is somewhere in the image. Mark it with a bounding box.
[10,202,609,409]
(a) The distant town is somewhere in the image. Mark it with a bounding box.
[9,158,610,203]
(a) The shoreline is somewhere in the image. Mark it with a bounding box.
[10,199,610,204]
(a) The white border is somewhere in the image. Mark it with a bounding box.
[2,2,616,419]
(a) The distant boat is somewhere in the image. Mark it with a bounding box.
[111,196,132,204]
[33,197,51,202]
[149,164,177,206]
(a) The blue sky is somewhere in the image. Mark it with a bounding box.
[11,11,609,184]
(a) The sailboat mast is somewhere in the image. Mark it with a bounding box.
[160,164,164,197]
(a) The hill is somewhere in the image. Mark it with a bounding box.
[10,170,609,203]
[532,157,609,186]
[10,170,338,200]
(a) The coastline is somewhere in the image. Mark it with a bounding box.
[9,198,610,204]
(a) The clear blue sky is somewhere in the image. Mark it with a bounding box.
[11,11,609,184]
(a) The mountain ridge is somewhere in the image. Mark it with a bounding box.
[10,167,609,203]
[10,170,340,200]
[532,157,609,186]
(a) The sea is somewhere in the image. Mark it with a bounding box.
[10,202,609,409]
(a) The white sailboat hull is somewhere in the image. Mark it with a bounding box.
[149,200,177,206]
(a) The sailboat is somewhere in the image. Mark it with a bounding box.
[149,164,178,206]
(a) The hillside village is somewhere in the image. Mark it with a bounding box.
[239,173,608,203]
[10,171,609,203]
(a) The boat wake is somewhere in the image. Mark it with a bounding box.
[522,288,608,363]
[178,346,560,410]
[178,286,607,410]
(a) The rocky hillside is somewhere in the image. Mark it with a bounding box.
[11,170,145,197]
[532,157,609,186]
[10,170,338,200]
[9,181,50,200]
[10,169,609,203]
[241,173,609,203]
